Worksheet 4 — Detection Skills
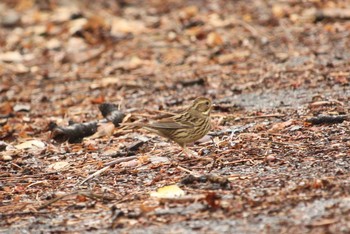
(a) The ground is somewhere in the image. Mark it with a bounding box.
[1,0,350,233]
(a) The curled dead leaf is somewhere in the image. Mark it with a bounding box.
[150,185,185,199]
[268,119,294,133]
[179,6,198,20]
[89,122,115,139]
[207,32,224,47]
[15,139,46,150]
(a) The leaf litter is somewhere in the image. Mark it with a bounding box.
[1,0,350,233]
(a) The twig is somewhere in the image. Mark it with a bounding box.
[10,162,22,169]
[26,180,48,188]
[1,172,59,181]
[224,159,252,165]
[240,114,286,119]
[38,191,115,210]
[77,156,138,186]
[104,156,138,167]
[235,18,270,39]
[0,211,49,217]
[77,167,110,186]
[212,113,285,119]
[306,115,348,125]
[177,165,200,176]
[39,191,79,209]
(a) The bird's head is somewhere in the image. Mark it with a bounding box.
[191,97,212,116]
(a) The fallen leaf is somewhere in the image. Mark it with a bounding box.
[68,18,88,35]
[268,119,294,133]
[179,6,198,20]
[150,185,185,199]
[0,102,13,115]
[205,192,221,209]
[47,161,70,171]
[89,122,115,139]
[0,51,23,63]
[160,48,186,65]
[76,194,88,202]
[149,156,170,164]
[206,32,224,47]
[13,103,31,112]
[120,159,139,168]
[15,139,46,150]
[309,218,338,227]
[272,4,289,18]
[111,17,146,35]
[1,154,13,161]
[65,46,105,64]
[217,50,250,64]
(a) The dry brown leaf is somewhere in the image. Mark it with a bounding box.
[110,17,146,35]
[206,32,224,47]
[68,18,88,35]
[268,119,294,133]
[160,48,186,65]
[1,63,29,74]
[179,6,199,20]
[138,155,150,164]
[47,161,70,172]
[149,156,169,164]
[120,159,139,168]
[272,4,290,18]
[89,122,115,139]
[217,50,250,64]
[15,139,46,150]
[1,153,13,161]
[65,46,105,64]
[0,51,25,63]
[185,26,206,39]
[16,0,34,11]
[0,102,13,115]
[309,218,338,227]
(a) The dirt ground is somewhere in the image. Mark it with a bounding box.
[1,0,350,233]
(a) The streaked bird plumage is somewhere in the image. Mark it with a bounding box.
[127,97,212,157]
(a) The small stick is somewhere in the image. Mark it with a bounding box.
[38,191,115,210]
[0,211,49,217]
[306,115,348,125]
[104,155,138,167]
[26,180,48,188]
[39,191,79,209]
[212,113,285,119]
[223,159,251,165]
[78,156,138,186]
[177,165,200,176]
[240,114,286,119]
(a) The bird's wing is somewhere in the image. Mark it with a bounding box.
[147,118,193,129]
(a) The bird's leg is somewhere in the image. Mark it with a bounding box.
[182,145,199,158]
[181,144,213,162]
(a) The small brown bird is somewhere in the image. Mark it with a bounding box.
[126,97,212,157]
